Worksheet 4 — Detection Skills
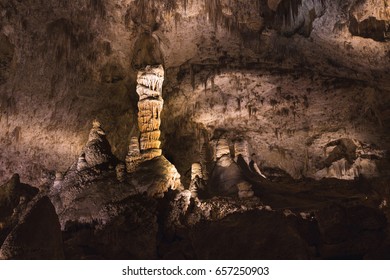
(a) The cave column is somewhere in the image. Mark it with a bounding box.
[136,65,165,161]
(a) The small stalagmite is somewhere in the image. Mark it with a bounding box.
[76,154,88,171]
[82,120,115,167]
[189,162,202,198]
[215,138,233,167]
[215,138,230,159]
[237,181,254,198]
[125,137,142,173]
[136,65,164,161]
[191,162,203,181]
[53,171,64,188]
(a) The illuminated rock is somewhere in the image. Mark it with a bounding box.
[191,162,203,180]
[189,162,202,198]
[136,65,164,161]
[215,138,230,159]
[314,139,385,180]
[237,181,254,199]
[53,172,63,188]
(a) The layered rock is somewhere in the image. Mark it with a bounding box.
[136,65,164,161]
[125,137,142,173]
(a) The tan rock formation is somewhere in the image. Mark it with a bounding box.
[237,181,254,199]
[136,65,164,161]
[191,162,203,181]
[215,138,230,160]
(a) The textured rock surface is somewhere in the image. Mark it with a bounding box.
[0,175,63,259]
[0,0,390,260]
[0,0,388,185]
[0,195,64,260]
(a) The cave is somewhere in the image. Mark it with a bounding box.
[0,0,390,260]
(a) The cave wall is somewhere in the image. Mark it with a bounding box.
[0,0,389,185]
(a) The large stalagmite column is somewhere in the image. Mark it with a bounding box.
[136,65,164,161]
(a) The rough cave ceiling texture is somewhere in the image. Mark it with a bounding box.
[0,0,389,186]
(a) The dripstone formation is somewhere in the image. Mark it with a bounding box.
[125,65,166,174]
[136,65,165,161]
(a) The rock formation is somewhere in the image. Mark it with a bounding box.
[237,181,254,199]
[0,175,63,259]
[82,120,116,168]
[53,172,64,189]
[214,138,234,168]
[76,155,88,172]
[234,140,250,164]
[125,137,142,173]
[136,65,164,161]
[314,138,386,180]
[189,162,203,198]
[1,0,390,261]
[115,163,126,182]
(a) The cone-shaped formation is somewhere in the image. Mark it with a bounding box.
[136,65,164,161]
[125,137,142,173]
[82,120,115,168]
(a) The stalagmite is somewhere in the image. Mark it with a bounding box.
[136,65,164,161]
[189,162,203,198]
[237,181,254,198]
[215,138,230,159]
[125,137,142,173]
[215,138,233,167]
[76,154,88,171]
[53,171,64,188]
[191,162,203,181]
[82,120,115,167]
